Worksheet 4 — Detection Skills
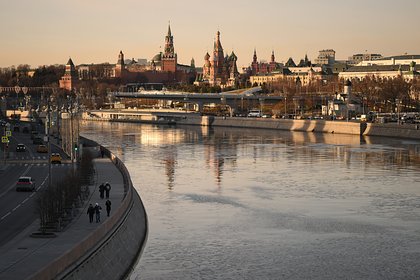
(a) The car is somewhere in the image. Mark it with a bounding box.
[36,144,48,153]
[33,137,43,145]
[16,143,26,152]
[50,153,62,164]
[247,110,262,118]
[16,176,36,192]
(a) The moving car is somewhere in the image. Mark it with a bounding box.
[36,144,48,153]
[16,143,26,152]
[50,153,62,164]
[16,176,36,192]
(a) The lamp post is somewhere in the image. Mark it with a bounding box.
[396,98,400,124]
[284,96,287,117]
[39,86,52,188]
[68,94,74,165]
[13,86,21,120]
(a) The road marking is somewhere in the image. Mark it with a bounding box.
[13,204,20,211]
[22,165,32,176]
[1,212,11,220]
[22,198,29,204]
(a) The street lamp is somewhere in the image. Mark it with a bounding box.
[284,96,287,117]
[13,86,21,120]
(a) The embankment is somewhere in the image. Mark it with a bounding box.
[53,138,148,280]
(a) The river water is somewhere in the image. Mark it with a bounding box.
[81,121,420,280]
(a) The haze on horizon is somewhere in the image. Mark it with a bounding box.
[1,0,419,69]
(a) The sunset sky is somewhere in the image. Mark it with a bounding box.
[1,0,419,69]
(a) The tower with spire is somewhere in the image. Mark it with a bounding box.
[161,23,177,72]
[115,50,126,78]
[250,50,280,75]
[251,49,259,75]
[59,58,79,91]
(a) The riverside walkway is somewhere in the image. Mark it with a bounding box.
[0,156,128,279]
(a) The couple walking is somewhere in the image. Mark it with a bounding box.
[99,182,111,199]
[87,200,112,223]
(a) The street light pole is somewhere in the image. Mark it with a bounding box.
[45,87,52,188]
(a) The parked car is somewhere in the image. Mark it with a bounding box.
[50,153,62,164]
[16,176,36,192]
[16,143,26,152]
[36,144,48,153]
[247,110,262,118]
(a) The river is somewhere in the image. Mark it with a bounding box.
[81,121,420,280]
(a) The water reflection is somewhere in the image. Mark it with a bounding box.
[81,121,420,190]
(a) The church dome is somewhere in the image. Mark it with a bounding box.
[152,53,162,62]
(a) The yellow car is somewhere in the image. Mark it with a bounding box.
[37,144,48,153]
[50,153,62,164]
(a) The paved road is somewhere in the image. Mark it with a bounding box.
[0,156,126,279]
[0,120,72,246]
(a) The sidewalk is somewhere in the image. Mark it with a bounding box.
[0,157,125,279]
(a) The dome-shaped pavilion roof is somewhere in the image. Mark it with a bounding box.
[152,53,162,62]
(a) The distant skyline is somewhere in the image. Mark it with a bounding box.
[1,0,419,69]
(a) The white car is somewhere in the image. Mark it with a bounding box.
[247,110,262,117]
[16,176,36,192]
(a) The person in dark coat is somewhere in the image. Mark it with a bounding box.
[99,183,105,199]
[105,199,112,217]
[87,203,95,223]
[94,203,102,223]
[105,182,111,199]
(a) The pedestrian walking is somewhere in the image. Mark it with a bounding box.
[100,146,105,158]
[94,203,102,223]
[99,183,105,199]
[105,199,112,217]
[87,203,95,223]
[105,182,111,199]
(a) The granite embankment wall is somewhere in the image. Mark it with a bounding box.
[40,138,148,280]
[209,117,420,139]
[211,117,364,135]
[364,122,420,139]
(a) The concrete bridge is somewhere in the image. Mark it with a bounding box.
[114,87,284,112]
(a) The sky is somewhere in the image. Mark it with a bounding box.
[0,0,419,69]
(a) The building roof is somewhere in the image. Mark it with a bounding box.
[377,54,420,61]
[344,64,412,72]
